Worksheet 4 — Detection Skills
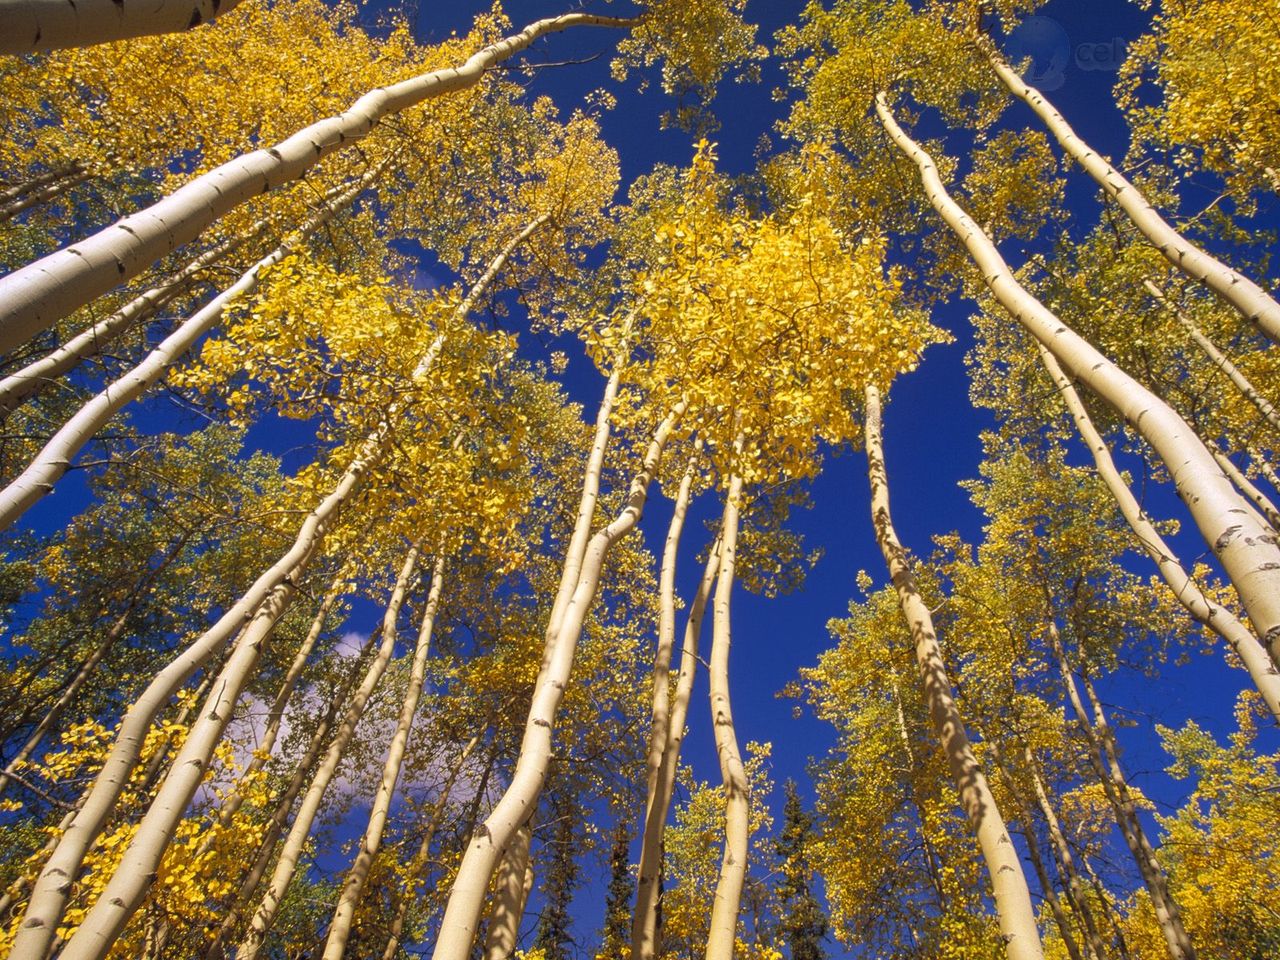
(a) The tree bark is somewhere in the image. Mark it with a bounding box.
[482,823,535,960]
[1209,443,1280,532]
[0,0,249,54]
[876,91,1280,671]
[863,381,1044,960]
[0,12,634,353]
[980,39,1280,344]
[0,167,91,221]
[430,400,687,960]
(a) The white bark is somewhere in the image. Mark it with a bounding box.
[876,91,1280,670]
[430,400,687,960]
[235,544,421,960]
[1209,444,1280,532]
[8,427,386,960]
[0,0,248,55]
[321,554,446,960]
[705,464,749,960]
[0,172,371,534]
[0,12,633,354]
[482,823,534,960]
[1037,341,1280,720]
[864,382,1045,960]
[983,41,1280,345]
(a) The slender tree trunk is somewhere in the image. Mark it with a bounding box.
[483,823,535,960]
[8,426,386,960]
[863,382,1044,960]
[1143,280,1280,433]
[0,219,268,419]
[1037,342,1280,719]
[0,0,249,54]
[705,460,750,960]
[876,92,1280,669]
[1209,443,1280,532]
[0,13,635,353]
[0,167,91,221]
[322,554,446,960]
[1045,621,1195,960]
[0,171,373,534]
[889,680,947,911]
[980,39,1280,344]
[235,544,421,960]
[431,400,687,960]
[632,533,721,958]
[0,164,85,207]
[632,457,695,958]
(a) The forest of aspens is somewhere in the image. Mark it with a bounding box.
[0,0,1277,957]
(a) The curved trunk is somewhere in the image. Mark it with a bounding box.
[235,544,421,960]
[0,0,249,54]
[430,400,686,960]
[0,172,372,534]
[876,92,1280,670]
[981,40,1280,344]
[1037,342,1280,719]
[482,824,535,960]
[705,462,750,960]
[321,554,446,960]
[0,13,634,353]
[863,382,1044,960]
[9,428,387,960]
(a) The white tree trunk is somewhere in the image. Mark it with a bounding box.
[982,41,1280,344]
[0,13,633,354]
[0,0,248,55]
[482,823,535,960]
[876,91,1280,670]
[430,400,687,960]
[864,382,1045,960]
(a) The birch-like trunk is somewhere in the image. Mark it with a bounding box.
[0,0,248,54]
[876,92,1280,670]
[0,219,266,419]
[8,428,387,960]
[482,823,535,960]
[235,544,421,960]
[321,554,446,960]
[1046,621,1194,960]
[863,382,1044,960]
[0,172,371,534]
[632,534,721,958]
[1209,444,1280,532]
[1037,342,1280,720]
[705,462,750,960]
[0,164,86,208]
[0,167,91,221]
[0,13,633,353]
[431,400,687,960]
[1142,281,1280,433]
[980,40,1280,344]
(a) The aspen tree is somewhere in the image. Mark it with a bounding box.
[483,824,535,960]
[0,0,250,55]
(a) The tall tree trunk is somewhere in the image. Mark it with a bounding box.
[979,38,1280,344]
[0,167,91,221]
[0,171,373,534]
[235,544,422,960]
[1142,280,1280,433]
[0,218,268,419]
[431,400,687,960]
[705,459,750,960]
[1036,342,1280,719]
[0,164,86,207]
[321,553,447,960]
[0,0,249,54]
[1045,620,1195,960]
[632,456,696,958]
[0,13,635,353]
[1208,443,1280,532]
[483,823,535,960]
[632,532,721,958]
[876,92,1280,671]
[9,427,386,960]
[863,381,1044,960]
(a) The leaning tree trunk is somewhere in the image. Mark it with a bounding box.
[0,12,634,354]
[0,170,373,534]
[875,92,1280,670]
[1036,342,1280,720]
[8,426,387,960]
[430,400,687,960]
[482,823,536,960]
[1208,443,1280,532]
[321,553,447,960]
[235,545,422,960]
[0,166,91,222]
[863,382,1045,960]
[0,0,249,55]
[705,457,751,960]
[979,38,1280,345]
